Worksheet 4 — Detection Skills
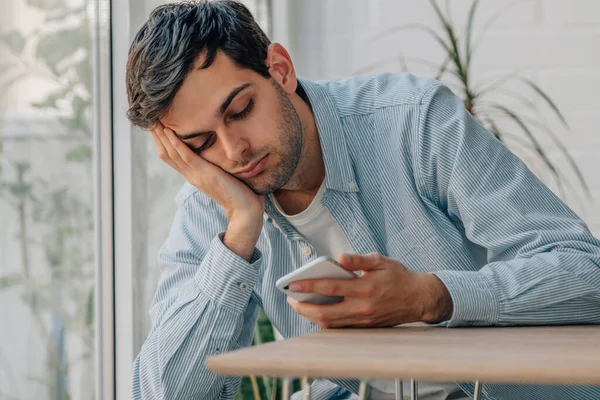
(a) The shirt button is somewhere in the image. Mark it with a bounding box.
[302,246,312,256]
[347,181,357,190]
[239,282,249,291]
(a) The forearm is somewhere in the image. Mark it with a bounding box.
[133,296,259,399]
[415,83,600,327]
[223,212,263,262]
[133,235,263,399]
[433,247,600,327]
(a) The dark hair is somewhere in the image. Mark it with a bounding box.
[126,0,271,129]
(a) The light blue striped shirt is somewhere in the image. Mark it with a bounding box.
[132,73,600,400]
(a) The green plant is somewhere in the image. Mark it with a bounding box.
[360,0,589,206]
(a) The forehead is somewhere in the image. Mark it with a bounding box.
[161,51,258,127]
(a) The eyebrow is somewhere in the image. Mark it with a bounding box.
[177,82,253,141]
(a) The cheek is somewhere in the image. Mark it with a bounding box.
[250,101,281,140]
[198,147,224,167]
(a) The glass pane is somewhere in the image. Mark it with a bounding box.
[0,1,98,399]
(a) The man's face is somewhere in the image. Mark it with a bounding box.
[160,51,303,195]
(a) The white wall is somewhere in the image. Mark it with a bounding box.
[279,0,600,236]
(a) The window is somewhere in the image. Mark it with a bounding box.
[0,0,107,399]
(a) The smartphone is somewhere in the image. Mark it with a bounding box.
[276,256,357,305]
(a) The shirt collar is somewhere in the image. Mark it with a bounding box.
[297,77,359,193]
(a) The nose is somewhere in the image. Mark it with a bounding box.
[220,130,249,163]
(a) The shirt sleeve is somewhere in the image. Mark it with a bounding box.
[414,82,600,327]
[132,190,262,399]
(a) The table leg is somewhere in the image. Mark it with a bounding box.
[358,381,368,400]
[410,378,418,400]
[395,379,403,400]
[302,377,312,400]
[473,381,482,400]
[281,378,292,400]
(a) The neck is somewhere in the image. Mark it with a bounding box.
[273,91,325,214]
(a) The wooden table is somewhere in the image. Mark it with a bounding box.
[207,325,600,399]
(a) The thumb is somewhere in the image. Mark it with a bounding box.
[338,252,386,272]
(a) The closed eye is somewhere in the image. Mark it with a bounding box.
[230,99,254,121]
[190,133,215,154]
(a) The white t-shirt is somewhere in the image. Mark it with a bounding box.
[274,182,350,260]
[274,182,464,400]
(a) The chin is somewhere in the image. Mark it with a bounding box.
[245,180,278,196]
[244,171,289,195]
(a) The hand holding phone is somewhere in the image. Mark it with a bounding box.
[276,256,357,304]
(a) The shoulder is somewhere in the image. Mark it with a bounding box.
[319,72,442,118]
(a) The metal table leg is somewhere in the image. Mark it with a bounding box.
[473,381,482,400]
[410,378,418,400]
[302,377,312,400]
[395,379,403,400]
[358,381,368,400]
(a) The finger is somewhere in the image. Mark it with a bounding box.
[322,316,377,329]
[150,128,167,158]
[286,296,356,326]
[287,297,375,329]
[163,127,206,170]
[157,128,188,170]
[288,277,373,298]
[338,252,387,272]
[152,125,184,169]
[151,129,180,171]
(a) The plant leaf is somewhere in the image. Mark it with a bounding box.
[250,376,261,400]
[75,59,92,94]
[85,287,94,328]
[475,73,518,96]
[372,24,453,56]
[26,0,66,10]
[477,105,588,196]
[1,31,26,55]
[476,110,545,150]
[479,115,504,143]
[519,77,570,130]
[269,377,278,400]
[487,88,538,110]
[429,0,467,84]
[65,144,92,163]
[35,25,88,73]
[0,63,14,77]
[491,104,566,197]
[471,0,535,56]
[435,54,453,80]
[8,183,32,198]
[31,86,71,110]
[0,273,25,290]
[353,55,461,81]
[465,0,480,67]
[429,0,451,32]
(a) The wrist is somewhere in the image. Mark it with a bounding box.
[224,214,263,261]
[419,273,453,324]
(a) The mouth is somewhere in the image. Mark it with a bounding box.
[233,154,269,179]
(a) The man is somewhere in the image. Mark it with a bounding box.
[126,1,600,399]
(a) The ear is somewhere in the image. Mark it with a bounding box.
[265,43,297,95]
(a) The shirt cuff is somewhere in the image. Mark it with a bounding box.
[431,270,500,327]
[194,234,262,314]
